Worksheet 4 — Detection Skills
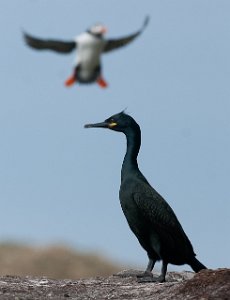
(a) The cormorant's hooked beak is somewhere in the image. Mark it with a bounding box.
[84,121,117,129]
[84,121,109,129]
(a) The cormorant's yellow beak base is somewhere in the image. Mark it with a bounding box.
[108,122,117,128]
[84,121,117,129]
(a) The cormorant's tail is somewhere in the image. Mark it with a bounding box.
[189,257,207,273]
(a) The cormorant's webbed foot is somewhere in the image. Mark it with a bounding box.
[114,269,146,278]
[136,271,166,283]
[136,270,154,282]
[137,259,167,283]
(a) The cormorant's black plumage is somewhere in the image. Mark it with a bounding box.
[85,111,207,282]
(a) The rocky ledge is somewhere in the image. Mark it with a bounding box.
[0,268,229,300]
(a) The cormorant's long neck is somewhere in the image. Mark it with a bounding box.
[121,125,141,180]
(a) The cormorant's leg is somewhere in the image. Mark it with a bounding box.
[113,258,156,279]
[137,259,168,283]
[136,258,156,282]
[146,258,155,272]
[157,260,167,283]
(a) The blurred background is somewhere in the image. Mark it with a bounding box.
[0,0,230,278]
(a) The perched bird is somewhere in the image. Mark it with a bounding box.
[23,17,149,88]
[85,111,207,282]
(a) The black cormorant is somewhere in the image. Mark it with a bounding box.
[85,111,207,282]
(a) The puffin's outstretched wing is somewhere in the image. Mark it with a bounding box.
[23,32,76,54]
[103,16,149,53]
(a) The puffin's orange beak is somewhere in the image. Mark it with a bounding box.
[101,26,107,34]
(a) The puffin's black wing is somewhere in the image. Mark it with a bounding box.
[23,32,76,54]
[103,16,149,53]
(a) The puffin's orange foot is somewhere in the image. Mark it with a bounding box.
[65,75,76,87]
[97,77,108,88]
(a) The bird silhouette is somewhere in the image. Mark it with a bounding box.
[23,16,149,88]
[85,111,207,282]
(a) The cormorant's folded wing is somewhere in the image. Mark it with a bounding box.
[134,190,181,230]
[133,188,195,253]
[23,32,76,53]
[103,16,149,53]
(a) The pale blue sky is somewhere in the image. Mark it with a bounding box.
[0,0,230,271]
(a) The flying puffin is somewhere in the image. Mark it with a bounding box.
[23,16,149,88]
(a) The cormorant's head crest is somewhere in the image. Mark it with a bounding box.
[84,111,139,133]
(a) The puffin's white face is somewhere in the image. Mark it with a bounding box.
[90,24,107,35]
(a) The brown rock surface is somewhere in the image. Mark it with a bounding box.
[0,268,229,300]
